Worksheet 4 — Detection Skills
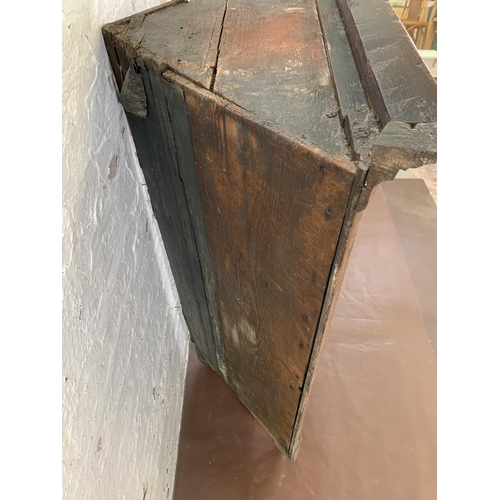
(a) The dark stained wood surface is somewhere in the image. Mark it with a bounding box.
[118,59,148,117]
[102,0,437,461]
[315,0,379,161]
[214,0,350,159]
[120,60,220,371]
[336,0,437,126]
[359,121,437,210]
[166,71,356,454]
[371,122,437,167]
[102,2,184,91]
[103,0,227,90]
[161,77,227,375]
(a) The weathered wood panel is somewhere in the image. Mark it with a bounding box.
[214,0,350,159]
[358,121,437,210]
[315,0,379,161]
[102,0,437,461]
[133,0,227,89]
[161,77,226,375]
[336,0,437,125]
[289,166,366,459]
[166,71,356,453]
[103,0,227,90]
[119,60,219,370]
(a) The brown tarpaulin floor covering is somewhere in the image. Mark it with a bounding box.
[174,180,437,500]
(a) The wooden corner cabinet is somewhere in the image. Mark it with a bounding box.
[102,0,436,461]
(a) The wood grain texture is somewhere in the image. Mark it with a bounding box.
[119,59,148,117]
[102,1,185,90]
[161,77,227,377]
[102,0,437,461]
[336,0,437,126]
[315,0,379,161]
[214,0,350,159]
[120,60,219,371]
[166,71,356,453]
[128,0,227,89]
[289,166,367,459]
[358,121,437,210]
[103,0,227,90]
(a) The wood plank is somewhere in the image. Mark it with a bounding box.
[214,0,350,158]
[102,1,185,90]
[103,0,227,90]
[337,0,437,125]
[120,60,219,370]
[289,166,366,459]
[129,0,227,89]
[118,59,148,117]
[161,77,227,377]
[359,121,437,209]
[371,121,437,169]
[316,0,379,161]
[166,71,356,455]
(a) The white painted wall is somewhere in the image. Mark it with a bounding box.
[62,1,190,498]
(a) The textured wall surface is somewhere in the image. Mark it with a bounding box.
[62,1,190,498]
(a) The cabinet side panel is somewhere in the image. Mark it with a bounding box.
[181,82,355,452]
[124,62,219,369]
[289,175,365,459]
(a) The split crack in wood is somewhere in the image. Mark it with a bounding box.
[209,0,229,92]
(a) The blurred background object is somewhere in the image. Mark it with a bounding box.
[390,0,437,78]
